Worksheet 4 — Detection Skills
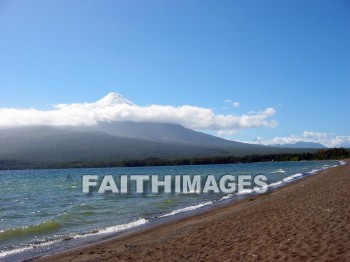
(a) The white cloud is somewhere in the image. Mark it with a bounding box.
[0,93,277,132]
[217,130,237,136]
[233,102,240,108]
[251,131,350,148]
[224,99,240,108]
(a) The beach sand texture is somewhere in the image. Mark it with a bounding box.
[34,161,350,261]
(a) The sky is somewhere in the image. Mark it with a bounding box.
[0,0,349,147]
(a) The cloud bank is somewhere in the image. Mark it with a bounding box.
[254,131,350,148]
[0,93,277,133]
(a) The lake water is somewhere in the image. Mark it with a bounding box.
[0,160,342,261]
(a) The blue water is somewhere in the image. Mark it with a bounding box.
[0,160,342,260]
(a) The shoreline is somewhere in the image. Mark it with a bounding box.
[31,160,350,261]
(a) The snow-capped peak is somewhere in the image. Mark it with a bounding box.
[94,92,135,107]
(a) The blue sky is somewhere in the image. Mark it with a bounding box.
[0,0,349,146]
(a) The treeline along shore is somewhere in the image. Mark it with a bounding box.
[0,148,348,170]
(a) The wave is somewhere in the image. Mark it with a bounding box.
[0,219,148,260]
[95,218,148,235]
[56,203,96,223]
[307,168,320,174]
[283,173,303,182]
[0,245,34,259]
[272,169,286,173]
[236,188,254,195]
[157,169,313,218]
[219,194,233,201]
[157,173,302,217]
[159,201,213,218]
[0,220,60,242]
[250,181,283,194]
[306,163,338,175]
[267,181,283,187]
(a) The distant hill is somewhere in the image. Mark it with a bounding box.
[270,141,327,149]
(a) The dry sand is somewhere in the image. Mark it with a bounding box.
[34,161,350,261]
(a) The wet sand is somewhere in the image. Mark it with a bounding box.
[34,161,350,261]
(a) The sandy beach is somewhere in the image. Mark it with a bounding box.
[33,160,350,261]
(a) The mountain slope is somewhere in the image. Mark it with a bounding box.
[75,121,259,148]
[0,121,294,164]
[0,125,249,162]
[0,123,317,167]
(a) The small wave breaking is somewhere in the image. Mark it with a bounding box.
[159,201,213,218]
[0,220,61,242]
[96,218,148,235]
[272,169,286,173]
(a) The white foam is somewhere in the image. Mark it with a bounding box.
[219,194,233,201]
[0,246,32,259]
[159,201,213,218]
[339,160,346,165]
[0,239,61,259]
[236,188,254,195]
[272,169,286,173]
[267,181,283,188]
[307,164,334,175]
[307,168,320,174]
[0,219,149,258]
[220,180,284,199]
[321,165,336,170]
[283,173,303,182]
[96,218,148,235]
[251,181,283,194]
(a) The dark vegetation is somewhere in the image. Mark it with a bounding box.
[0,148,348,170]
